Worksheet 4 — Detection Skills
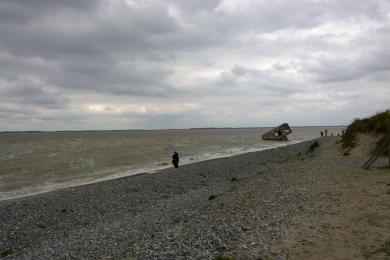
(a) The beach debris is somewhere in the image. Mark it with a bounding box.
[261,123,292,141]
[208,195,217,200]
[198,172,207,178]
[37,223,47,229]
[343,150,351,156]
[0,249,14,257]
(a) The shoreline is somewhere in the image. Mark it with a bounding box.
[1,137,389,259]
[0,139,301,202]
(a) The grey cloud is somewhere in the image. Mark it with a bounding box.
[51,56,176,96]
[168,0,221,13]
[0,0,98,25]
[216,65,305,96]
[0,1,180,59]
[210,0,389,35]
[0,0,187,98]
[305,45,390,83]
[0,77,69,108]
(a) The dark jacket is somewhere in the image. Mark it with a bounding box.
[172,152,179,162]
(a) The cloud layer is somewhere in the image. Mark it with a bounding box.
[0,0,389,130]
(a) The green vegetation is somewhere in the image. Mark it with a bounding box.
[213,256,236,260]
[171,217,181,224]
[342,110,390,149]
[307,140,320,153]
[0,249,14,257]
[230,177,238,182]
[364,239,390,258]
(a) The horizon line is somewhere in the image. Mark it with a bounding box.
[0,125,347,133]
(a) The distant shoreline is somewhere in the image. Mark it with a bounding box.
[0,125,347,134]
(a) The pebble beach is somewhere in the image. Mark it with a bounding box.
[1,136,389,259]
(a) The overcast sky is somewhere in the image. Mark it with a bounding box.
[0,0,389,130]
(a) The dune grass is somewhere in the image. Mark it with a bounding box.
[342,110,390,150]
[307,141,320,153]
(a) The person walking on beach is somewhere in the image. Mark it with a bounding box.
[172,151,179,168]
[320,131,324,137]
[325,129,328,137]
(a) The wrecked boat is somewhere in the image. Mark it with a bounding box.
[261,123,292,141]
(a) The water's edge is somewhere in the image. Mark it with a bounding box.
[0,139,311,202]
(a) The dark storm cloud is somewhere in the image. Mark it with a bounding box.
[0,1,181,61]
[51,55,176,96]
[0,0,98,25]
[0,0,186,99]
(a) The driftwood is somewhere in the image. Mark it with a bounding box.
[261,123,292,141]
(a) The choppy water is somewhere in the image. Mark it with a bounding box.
[0,127,343,200]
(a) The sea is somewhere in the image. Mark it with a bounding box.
[0,127,343,201]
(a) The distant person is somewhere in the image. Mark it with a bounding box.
[325,129,328,137]
[172,151,179,168]
[320,131,324,137]
[342,129,345,136]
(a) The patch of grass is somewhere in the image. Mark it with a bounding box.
[307,140,320,153]
[342,110,390,149]
[0,249,14,257]
[365,239,390,258]
[230,177,238,182]
[171,217,181,224]
[266,251,285,260]
[213,256,235,260]
[276,158,289,163]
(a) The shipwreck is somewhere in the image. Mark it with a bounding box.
[261,123,292,141]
